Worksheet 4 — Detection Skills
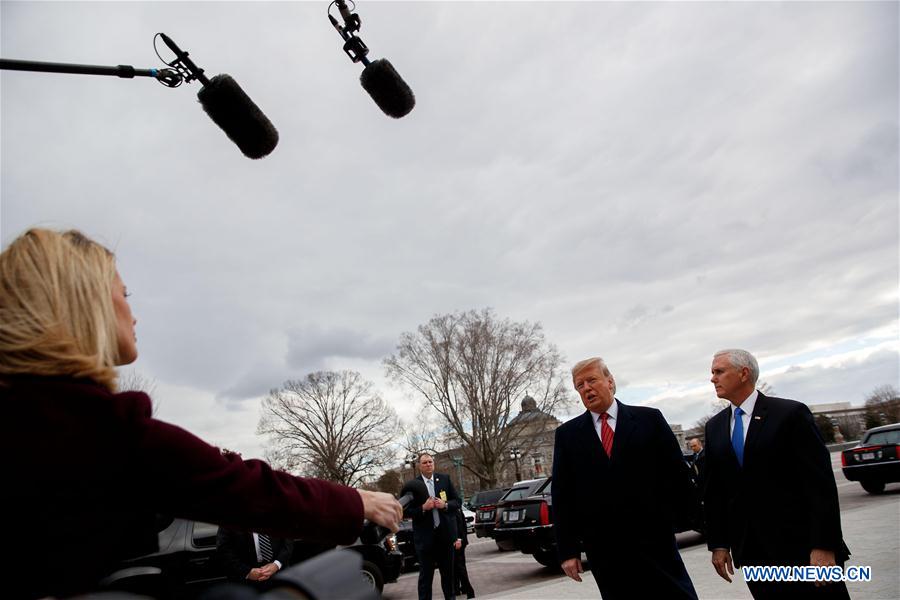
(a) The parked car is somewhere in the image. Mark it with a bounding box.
[470,486,511,539]
[392,518,417,571]
[841,422,900,494]
[492,478,556,566]
[468,487,510,512]
[106,518,402,597]
[462,507,476,534]
[488,478,550,551]
[494,461,703,569]
[393,507,475,573]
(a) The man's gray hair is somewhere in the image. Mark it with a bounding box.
[714,349,760,385]
[571,357,616,394]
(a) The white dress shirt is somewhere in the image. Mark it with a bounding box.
[729,390,758,444]
[590,398,618,442]
[252,533,282,569]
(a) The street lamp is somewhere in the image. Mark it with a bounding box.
[509,447,522,481]
[451,455,465,500]
[404,453,418,481]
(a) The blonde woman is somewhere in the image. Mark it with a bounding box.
[0,228,401,599]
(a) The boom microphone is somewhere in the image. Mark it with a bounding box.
[358,479,429,544]
[360,59,415,119]
[328,0,415,118]
[158,33,278,159]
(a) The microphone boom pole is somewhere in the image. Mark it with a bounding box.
[1,33,278,159]
[0,58,179,85]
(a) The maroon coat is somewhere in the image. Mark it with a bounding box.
[0,375,364,599]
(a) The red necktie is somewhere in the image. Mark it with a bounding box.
[600,412,614,457]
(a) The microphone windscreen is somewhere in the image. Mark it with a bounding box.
[197,74,279,159]
[359,59,415,119]
[400,479,429,505]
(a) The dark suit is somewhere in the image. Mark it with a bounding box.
[690,448,708,535]
[691,448,706,489]
[216,527,294,583]
[704,393,850,598]
[453,508,475,598]
[404,473,460,600]
[552,400,698,599]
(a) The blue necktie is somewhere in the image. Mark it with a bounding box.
[732,407,745,467]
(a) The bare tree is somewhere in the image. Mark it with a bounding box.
[374,469,403,495]
[398,410,454,457]
[385,308,572,488]
[864,384,900,426]
[833,415,863,441]
[117,369,159,415]
[257,370,399,487]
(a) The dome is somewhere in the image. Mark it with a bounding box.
[521,395,537,411]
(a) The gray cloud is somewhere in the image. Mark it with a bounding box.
[286,325,395,371]
[2,1,896,456]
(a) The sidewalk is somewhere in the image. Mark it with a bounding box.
[481,497,899,599]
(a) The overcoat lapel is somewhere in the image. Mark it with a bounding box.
[610,399,634,467]
[577,410,609,466]
[711,407,738,465]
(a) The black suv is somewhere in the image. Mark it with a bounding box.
[470,487,511,539]
[392,518,417,571]
[841,422,900,494]
[494,462,703,569]
[492,478,556,566]
[107,518,402,597]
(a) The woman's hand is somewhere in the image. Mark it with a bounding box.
[358,489,403,532]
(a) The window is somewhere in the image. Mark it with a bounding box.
[192,522,220,548]
[865,429,900,445]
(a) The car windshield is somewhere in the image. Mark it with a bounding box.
[865,429,900,445]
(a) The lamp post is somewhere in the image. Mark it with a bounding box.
[509,447,522,481]
[451,455,465,500]
[404,453,418,481]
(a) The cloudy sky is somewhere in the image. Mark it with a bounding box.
[2,1,897,460]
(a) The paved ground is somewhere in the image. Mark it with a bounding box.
[383,453,900,600]
[479,488,899,599]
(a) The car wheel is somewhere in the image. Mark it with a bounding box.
[532,550,560,570]
[860,480,885,494]
[360,560,385,594]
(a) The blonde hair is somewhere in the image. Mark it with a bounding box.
[571,356,617,394]
[0,228,120,390]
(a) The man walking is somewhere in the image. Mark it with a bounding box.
[552,357,698,599]
[704,348,850,599]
